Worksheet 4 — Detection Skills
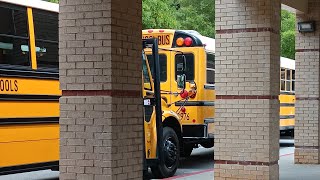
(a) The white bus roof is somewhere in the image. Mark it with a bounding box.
[180,30,215,53]
[197,35,215,53]
[0,0,59,13]
[281,57,295,70]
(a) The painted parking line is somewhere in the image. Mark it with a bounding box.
[280,153,294,157]
[165,149,295,179]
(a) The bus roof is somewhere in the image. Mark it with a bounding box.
[281,57,295,70]
[179,30,215,52]
[0,0,59,13]
[142,29,216,53]
[176,30,215,53]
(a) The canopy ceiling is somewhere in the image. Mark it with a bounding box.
[282,0,308,14]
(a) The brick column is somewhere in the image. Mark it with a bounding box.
[59,0,143,179]
[215,0,280,179]
[295,0,320,164]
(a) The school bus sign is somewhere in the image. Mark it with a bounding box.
[142,29,175,47]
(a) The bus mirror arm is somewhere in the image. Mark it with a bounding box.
[160,90,189,97]
[146,91,154,96]
[167,97,189,109]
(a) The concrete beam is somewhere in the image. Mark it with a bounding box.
[282,0,308,14]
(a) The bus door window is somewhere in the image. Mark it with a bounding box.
[147,54,167,82]
[0,4,30,67]
[175,54,194,82]
[33,9,58,70]
[142,53,152,91]
[206,53,215,84]
[280,68,285,91]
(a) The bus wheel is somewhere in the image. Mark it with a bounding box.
[200,139,214,148]
[151,127,180,178]
[181,144,193,157]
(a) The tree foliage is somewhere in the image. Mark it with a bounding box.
[46,0,59,3]
[142,0,179,29]
[281,10,296,59]
[281,30,295,59]
[142,0,215,38]
[44,0,294,58]
[175,0,215,38]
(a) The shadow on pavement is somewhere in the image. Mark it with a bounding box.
[179,148,214,169]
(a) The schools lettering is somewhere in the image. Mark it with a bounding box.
[143,35,153,39]
[0,79,18,92]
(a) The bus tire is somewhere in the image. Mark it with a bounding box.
[50,166,59,172]
[151,127,180,178]
[181,144,193,157]
[200,139,214,148]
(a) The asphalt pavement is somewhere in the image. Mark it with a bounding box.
[3,139,320,180]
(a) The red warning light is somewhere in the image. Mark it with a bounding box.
[180,90,188,99]
[184,37,193,46]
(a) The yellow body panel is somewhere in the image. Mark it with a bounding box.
[144,112,157,159]
[0,101,59,118]
[280,106,295,116]
[279,94,295,103]
[0,77,61,96]
[0,124,59,167]
[0,124,59,143]
[280,119,295,127]
[279,94,295,128]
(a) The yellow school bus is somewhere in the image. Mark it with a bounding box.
[143,29,215,156]
[0,0,59,174]
[143,29,297,152]
[279,57,295,136]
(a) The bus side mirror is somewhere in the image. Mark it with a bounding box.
[176,54,187,73]
[177,74,186,89]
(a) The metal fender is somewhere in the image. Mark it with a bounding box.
[162,110,182,126]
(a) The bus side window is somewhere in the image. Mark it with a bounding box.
[175,54,194,81]
[147,54,167,82]
[286,69,291,92]
[0,5,30,67]
[33,9,58,70]
[206,53,215,84]
[292,70,295,92]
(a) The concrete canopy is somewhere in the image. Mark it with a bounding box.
[282,0,308,13]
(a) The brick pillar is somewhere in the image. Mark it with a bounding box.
[59,0,143,179]
[295,0,320,164]
[214,0,281,179]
